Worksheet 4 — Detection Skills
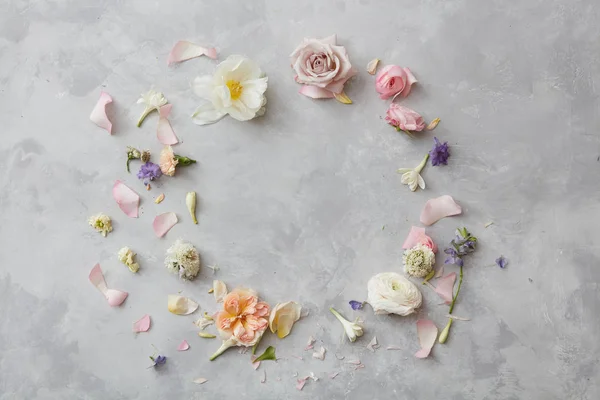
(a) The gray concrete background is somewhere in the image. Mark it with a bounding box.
[1,0,599,399]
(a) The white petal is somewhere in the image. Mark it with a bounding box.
[242,77,268,95]
[240,89,265,110]
[409,179,418,191]
[192,76,214,100]
[168,295,199,315]
[400,171,414,185]
[191,103,227,125]
[417,174,426,190]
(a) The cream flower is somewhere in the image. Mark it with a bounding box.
[329,307,363,342]
[367,272,422,316]
[88,213,112,237]
[269,301,302,339]
[118,247,139,273]
[192,55,268,125]
[403,243,435,278]
[159,145,196,177]
[397,154,429,192]
[136,89,167,127]
[165,239,201,280]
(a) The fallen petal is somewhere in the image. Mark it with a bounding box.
[113,181,140,218]
[434,264,445,278]
[89,264,128,307]
[178,340,190,351]
[415,319,438,358]
[366,58,380,75]
[168,41,217,65]
[157,104,179,145]
[133,314,151,333]
[426,118,441,131]
[213,280,228,303]
[304,335,315,351]
[329,371,340,379]
[420,195,462,226]
[155,193,165,204]
[299,85,335,99]
[153,212,178,237]
[312,346,326,360]
[296,377,308,391]
[105,289,129,307]
[261,370,266,384]
[386,346,402,350]
[434,272,457,304]
[269,301,302,339]
[193,378,208,384]
[168,294,199,315]
[90,91,113,134]
[366,336,379,352]
[333,91,353,104]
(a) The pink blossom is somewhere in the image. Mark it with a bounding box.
[385,104,425,132]
[375,65,417,100]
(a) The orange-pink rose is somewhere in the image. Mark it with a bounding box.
[216,288,270,346]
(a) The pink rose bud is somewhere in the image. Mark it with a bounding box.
[385,104,426,132]
[375,65,417,100]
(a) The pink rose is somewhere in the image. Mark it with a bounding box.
[418,234,438,253]
[385,104,425,132]
[291,34,357,98]
[375,65,417,100]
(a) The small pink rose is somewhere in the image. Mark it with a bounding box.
[418,234,438,253]
[375,65,417,100]
[385,104,425,132]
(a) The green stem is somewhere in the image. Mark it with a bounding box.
[137,107,153,127]
[415,154,430,174]
[329,307,345,324]
[209,339,235,361]
[448,265,464,314]
[251,335,263,355]
[175,155,197,166]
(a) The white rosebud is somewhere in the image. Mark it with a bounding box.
[367,272,422,316]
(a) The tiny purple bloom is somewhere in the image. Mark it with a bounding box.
[150,354,167,367]
[349,300,363,310]
[496,256,507,269]
[137,161,162,185]
[429,137,450,166]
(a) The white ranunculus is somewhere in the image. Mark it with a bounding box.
[367,272,422,316]
[192,55,268,125]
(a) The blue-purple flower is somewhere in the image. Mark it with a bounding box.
[429,137,450,166]
[149,354,167,367]
[349,300,364,310]
[496,256,508,269]
[444,227,477,266]
[137,161,162,185]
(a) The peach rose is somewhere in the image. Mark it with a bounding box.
[375,65,417,100]
[385,104,425,132]
[291,34,357,97]
[159,145,178,176]
[216,288,270,346]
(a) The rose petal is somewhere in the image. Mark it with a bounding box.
[89,264,128,307]
[305,335,315,351]
[434,264,445,278]
[312,346,326,360]
[213,280,228,303]
[299,85,335,99]
[434,272,457,304]
[366,336,379,352]
[90,91,113,134]
[133,314,151,333]
[178,340,190,351]
[113,180,140,218]
[420,195,462,226]
[167,295,199,315]
[333,91,352,104]
[296,377,308,391]
[167,41,217,65]
[193,378,208,384]
[402,226,426,249]
[269,301,302,339]
[157,104,179,145]
[415,319,438,358]
[153,212,178,237]
[105,289,129,307]
[366,58,380,75]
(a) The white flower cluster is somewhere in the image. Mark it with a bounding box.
[403,243,435,278]
[118,247,139,273]
[88,213,112,237]
[165,239,201,280]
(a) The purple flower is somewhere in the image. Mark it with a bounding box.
[349,300,364,310]
[137,161,162,185]
[444,247,463,266]
[429,137,450,166]
[150,355,167,367]
[496,256,508,269]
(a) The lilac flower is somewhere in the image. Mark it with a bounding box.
[429,137,450,166]
[444,248,463,266]
[137,161,162,185]
[496,256,508,269]
[149,354,167,367]
[349,300,364,310]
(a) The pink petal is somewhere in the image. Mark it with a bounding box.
[402,226,426,249]
[299,85,335,99]
[177,340,190,351]
[157,105,179,145]
[153,212,178,237]
[435,264,445,278]
[90,91,113,134]
[296,377,308,391]
[420,195,462,226]
[133,314,151,333]
[113,180,140,218]
[89,264,128,307]
[105,289,128,307]
[434,272,457,304]
[167,41,217,65]
[414,319,438,358]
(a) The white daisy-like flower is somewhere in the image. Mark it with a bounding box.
[88,213,112,237]
[137,89,167,127]
[165,239,201,280]
[397,154,429,192]
[403,243,435,278]
[191,55,268,125]
[118,246,139,273]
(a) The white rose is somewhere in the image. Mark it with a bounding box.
[367,272,422,316]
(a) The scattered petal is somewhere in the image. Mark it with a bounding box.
[386,346,402,350]
[434,273,457,305]
[261,370,266,384]
[194,313,215,330]
[90,91,113,134]
[291,355,304,360]
[177,340,190,351]
[304,336,316,351]
[89,264,128,307]
[168,41,217,65]
[269,301,302,339]
[312,346,326,360]
[309,372,319,382]
[484,221,494,228]
[426,118,441,131]
[349,300,364,310]
[434,265,445,278]
[333,91,352,104]
[133,314,151,333]
[157,104,179,145]
[496,255,508,269]
[167,295,199,315]
[366,336,380,352]
[420,195,462,226]
[446,314,471,321]
[346,359,362,365]
[296,377,308,391]
[402,226,439,253]
[299,85,335,99]
[153,212,178,237]
[198,332,216,339]
[193,378,208,385]
[415,319,438,358]
[155,193,165,204]
[334,353,345,360]
[213,280,228,303]
[112,181,140,218]
[366,58,380,75]
[329,372,340,379]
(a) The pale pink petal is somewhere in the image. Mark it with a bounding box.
[90,91,113,134]
[434,272,457,304]
[435,265,445,278]
[133,314,151,333]
[415,319,438,358]
[89,264,128,306]
[153,212,178,237]
[296,377,308,391]
[329,372,340,379]
[167,41,217,65]
[178,340,190,351]
[157,104,178,145]
[299,85,335,99]
[112,180,140,218]
[312,346,326,360]
[105,289,128,307]
[420,195,462,226]
[402,226,426,249]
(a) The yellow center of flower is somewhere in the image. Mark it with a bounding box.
[226,80,243,100]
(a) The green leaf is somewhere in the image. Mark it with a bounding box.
[254,346,276,362]
[422,269,435,285]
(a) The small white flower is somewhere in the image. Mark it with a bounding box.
[194,313,215,330]
[329,307,363,342]
[191,55,268,125]
[137,89,167,127]
[367,272,422,316]
[397,154,429,192]
[165,239,201,280]
[88,213,112,237]
[118,247,139,273]
[403,243,435,278]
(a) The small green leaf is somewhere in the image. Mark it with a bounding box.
[254,346,276,362]
[422,269,435,285]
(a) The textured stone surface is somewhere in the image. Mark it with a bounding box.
[1,0,599,399]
